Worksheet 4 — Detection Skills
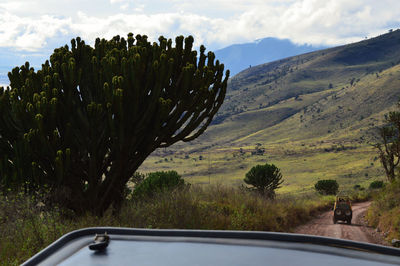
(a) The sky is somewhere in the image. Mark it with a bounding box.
[0,0,400,66]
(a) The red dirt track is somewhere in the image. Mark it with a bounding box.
[294,201,388,245]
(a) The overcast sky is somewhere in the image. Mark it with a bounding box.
[0,0,400,56]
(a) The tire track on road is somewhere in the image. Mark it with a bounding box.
[294,201,379,244]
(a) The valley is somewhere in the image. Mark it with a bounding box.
[139,30,400,193]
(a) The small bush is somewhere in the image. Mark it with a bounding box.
[353,184,365,191]
[132,171,186,198]
[369,180,384,189]
[314,179,339,195]
[348,189,370,202]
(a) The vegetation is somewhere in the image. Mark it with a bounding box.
[367,180,400,242]
[369,180,384,189]
[376,103,400,181]
[141,142,384,196]
[0,34,229,215]
[132,171,187,198]
[244,163,283,198]
[129,172,146,186]
[0,185,335,265]
[365,101,400,244]
[314,179,339,195]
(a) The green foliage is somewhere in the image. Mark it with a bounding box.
[376,104,400,182]
[369,180,384,189]
[0,34,229,215]
[314,179,339,195]
[132,171,186,198]
[367,180,400,241]
[244,163,284,198]
[347,189,370,202]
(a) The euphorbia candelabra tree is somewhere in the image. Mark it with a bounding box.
[0,34,229,215]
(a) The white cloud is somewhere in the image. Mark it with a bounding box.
[0,11,71,51]
[0,0,400,52]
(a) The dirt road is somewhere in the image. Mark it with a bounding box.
[294,201,387,245]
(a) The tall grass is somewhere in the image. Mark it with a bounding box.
[367,180,400,241]
[1,185,336,265]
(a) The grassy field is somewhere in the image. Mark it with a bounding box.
[1,185,372,265]
[140,141,385,194]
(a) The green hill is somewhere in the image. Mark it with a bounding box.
[140,30,400,193]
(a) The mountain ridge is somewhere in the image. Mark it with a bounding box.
[214,37,328,76]
[151,29,400,153]
[141,30,400,189]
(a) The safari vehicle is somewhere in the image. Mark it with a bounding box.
[22,227,400,266]
[333,195,352,224]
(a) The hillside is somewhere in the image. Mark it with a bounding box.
[214,37,327,76]
[140,30,400,192]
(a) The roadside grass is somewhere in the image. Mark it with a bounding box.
[367,180,400,242]
[1,185,337,265]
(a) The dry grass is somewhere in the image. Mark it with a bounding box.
[0,185,336,265]
[367,180,400,242]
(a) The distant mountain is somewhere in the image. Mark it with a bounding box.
[214,37,328,77]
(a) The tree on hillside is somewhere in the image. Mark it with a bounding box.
[244,163,283,199]
[376,104,400,182]
[0,33,229,215]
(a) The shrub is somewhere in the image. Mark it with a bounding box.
[369,180,384,189]
[130,172,146,186]
[314,180,339,195]
[132,171,186,198]
[353,184,365,191]
[244,163,283,199]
